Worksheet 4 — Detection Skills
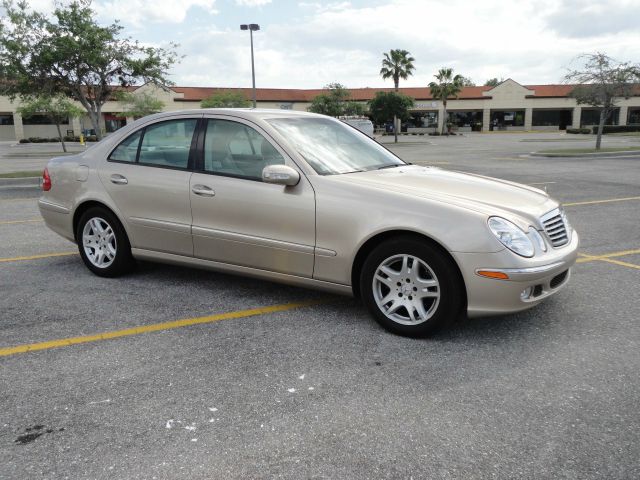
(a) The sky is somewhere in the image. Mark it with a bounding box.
[15,0,640,89]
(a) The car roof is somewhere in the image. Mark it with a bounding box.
[147,108,326,122]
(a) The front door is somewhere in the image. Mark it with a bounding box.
[99,117,198,256]
[190,117,315,277]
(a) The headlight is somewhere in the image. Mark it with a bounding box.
[488,217,535,257]
[529,227,547,253]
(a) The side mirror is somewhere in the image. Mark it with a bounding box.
[262,164,300,186]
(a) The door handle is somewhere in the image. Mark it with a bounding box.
[110,174,128,185]
[192,184,215,197]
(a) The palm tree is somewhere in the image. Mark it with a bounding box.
[429,68,464,135]
[380,49,415,142]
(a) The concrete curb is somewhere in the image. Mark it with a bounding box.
[0,176,41,186]
[530,150,640,158]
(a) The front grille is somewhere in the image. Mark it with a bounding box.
[540,209,569,247]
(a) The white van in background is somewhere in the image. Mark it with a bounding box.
[339,116,374,138]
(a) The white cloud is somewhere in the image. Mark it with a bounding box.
[218,0,639,88]
[94,0,218,26]
[234,0,272,6]
[7,0,639,89]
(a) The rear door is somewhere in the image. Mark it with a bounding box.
[99,116,199,256]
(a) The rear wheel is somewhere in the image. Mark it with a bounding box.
[76,207,134,277]
[360,237,463,337]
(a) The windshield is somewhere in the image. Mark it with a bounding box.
[267,117,405,175]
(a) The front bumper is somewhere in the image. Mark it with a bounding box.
[452,230,579,317]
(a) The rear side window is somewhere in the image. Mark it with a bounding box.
[138,119,197,169]
[109,131,142,162]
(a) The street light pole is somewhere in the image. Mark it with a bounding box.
[240,23,260,108]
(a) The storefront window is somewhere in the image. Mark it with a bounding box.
[0,114,14,125]
[490,110,524,130]
[532,109,572,129]
[105,115,127,133]
[447,111,482,131]
[408,112,438,128]
[22,114,68,125]
[628,108,640,125]
[580,108,619,126]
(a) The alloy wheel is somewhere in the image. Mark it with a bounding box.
[372,254,440,325]
[82,217,117,268]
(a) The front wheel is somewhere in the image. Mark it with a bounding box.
[76,207,134,277]
[360,237,463,337]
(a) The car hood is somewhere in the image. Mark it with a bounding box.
[332,165,558,222]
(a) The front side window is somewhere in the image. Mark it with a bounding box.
[138,119,197,169]
[203,120,285,180]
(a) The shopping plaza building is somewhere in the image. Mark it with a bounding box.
[1,79,639,140]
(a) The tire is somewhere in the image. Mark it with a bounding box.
[76,207,134,277]
[359,236,463,337]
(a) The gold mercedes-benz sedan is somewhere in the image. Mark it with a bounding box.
[39,109,578,336]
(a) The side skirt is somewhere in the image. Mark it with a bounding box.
[131,248,354,297]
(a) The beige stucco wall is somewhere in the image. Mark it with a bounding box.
[0,125,15,141]
[1,79,639,139]
[23,125,66,138]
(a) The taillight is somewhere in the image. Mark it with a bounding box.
[42,167,51,191]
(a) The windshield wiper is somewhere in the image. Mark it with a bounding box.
[377,163,404,170]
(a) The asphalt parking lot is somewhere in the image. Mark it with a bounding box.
[1,133,639,479]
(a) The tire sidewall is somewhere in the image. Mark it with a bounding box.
[76,207,133,277]
[360,237,462,337]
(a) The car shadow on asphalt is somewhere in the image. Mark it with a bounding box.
[131,261,560,346]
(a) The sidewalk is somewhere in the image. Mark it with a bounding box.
[0,142,87,174]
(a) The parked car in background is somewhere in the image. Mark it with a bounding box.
[39,109,578,337]
[340,116,374,138]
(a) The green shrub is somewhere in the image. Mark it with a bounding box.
[593,125,640,134]
[19,138,29,143]
[566,128,591,134]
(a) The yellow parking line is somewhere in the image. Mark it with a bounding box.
[564,196,640,207]
[576,248,640,263]
[595,258,640,270]
[577,249,640,270]
[591,248,640,259]
[0,218,42,225]
[0,300,326,357]
[0,251,77,263]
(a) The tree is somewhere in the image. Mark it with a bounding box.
[308,83,364,117]
[484,77,504,87]
[429,68,464,135]
[343,101,366,116]
[115,91,165,119]
[0,0,178,140]
[201,90,250,108]
[368,91,414,128]
[17,95,84,152]
[461,76,476,87]
[565,53,640,150]
[380,49,415,142]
